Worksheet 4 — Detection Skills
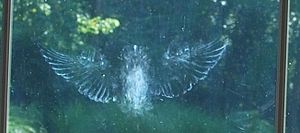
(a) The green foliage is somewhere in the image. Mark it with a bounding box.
[9,105,47,133]
[77,14,120,35]
[11,0,120,51]
[44,99,273,133]
[227,111,274,133]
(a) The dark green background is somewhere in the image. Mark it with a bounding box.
[0,0,299,132]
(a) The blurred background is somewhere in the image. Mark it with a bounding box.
[0,0,299,132]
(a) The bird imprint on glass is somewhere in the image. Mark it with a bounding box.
[39,37,229,115]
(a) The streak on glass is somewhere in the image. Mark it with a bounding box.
[286,0,300,132]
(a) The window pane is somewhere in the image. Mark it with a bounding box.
[286,0,300,132]
[9,0,279,132]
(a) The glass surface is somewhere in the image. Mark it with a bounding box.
[286,0,300,132]
[9,0,279,132]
